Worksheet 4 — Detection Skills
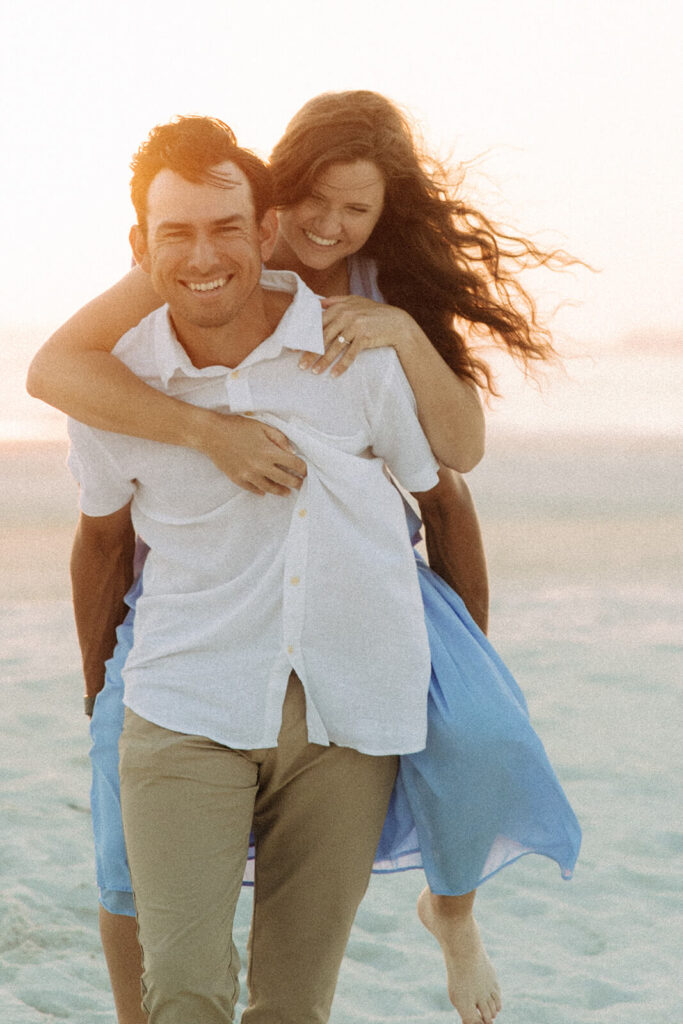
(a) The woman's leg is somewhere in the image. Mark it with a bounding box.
[417,888,501,1024]
[90,624,146,1022]
[415,476,500,1021]
[99,908,147,1024]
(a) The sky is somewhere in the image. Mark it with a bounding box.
[1,0,681,438]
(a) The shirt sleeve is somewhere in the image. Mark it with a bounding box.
[362,350,440,493]
[67,419,136,517]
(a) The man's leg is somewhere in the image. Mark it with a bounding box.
[90,637,146,1023]
[244,678,398,1024]
[119,709,258,1024]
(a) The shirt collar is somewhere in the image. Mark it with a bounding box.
[153,269,326,387]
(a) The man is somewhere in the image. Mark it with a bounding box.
[68,115,444,1024]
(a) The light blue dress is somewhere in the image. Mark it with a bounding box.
[351,256,580,892]
[375,548,580,893]
[88,256,580,912]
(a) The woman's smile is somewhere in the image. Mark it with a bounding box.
[303,230,339,248]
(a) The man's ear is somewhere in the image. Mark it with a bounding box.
[129,225,151,271]
[258,208,279,263]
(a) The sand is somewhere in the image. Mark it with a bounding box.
[1,436,681,1022]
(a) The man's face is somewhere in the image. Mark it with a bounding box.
[133,162,275,333]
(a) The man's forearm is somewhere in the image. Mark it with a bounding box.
[70,508,136,712]
[415,468,489,634]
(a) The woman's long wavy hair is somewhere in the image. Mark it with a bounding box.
[270,90,573,393]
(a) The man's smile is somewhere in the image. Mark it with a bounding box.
[185,277,228,292]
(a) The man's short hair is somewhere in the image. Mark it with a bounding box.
[130,115,274,233]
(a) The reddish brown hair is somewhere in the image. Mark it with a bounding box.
[270,91,574,392]
[131,115,273,234]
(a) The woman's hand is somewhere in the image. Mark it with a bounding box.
[297,293,485,473]
[298,295,415,377]
[198,412,307,497]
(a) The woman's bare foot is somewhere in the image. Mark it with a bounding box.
[417,886,502,1024]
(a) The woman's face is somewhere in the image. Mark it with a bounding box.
[277,160,385,272]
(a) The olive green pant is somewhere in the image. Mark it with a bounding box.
[119,677,398,1024]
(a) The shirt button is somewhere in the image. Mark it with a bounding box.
[287,645,294,655]
[230,370,240,380]
[298,508,307,517]
[289,576,300,586]
[243,411,254,416]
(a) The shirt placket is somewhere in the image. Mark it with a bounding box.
[282,477,310,672]
[223,367,254,413]
[281,472,327,745]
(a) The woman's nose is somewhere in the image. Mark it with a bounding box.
[312,208,342,238]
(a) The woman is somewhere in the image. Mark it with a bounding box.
[28,92,580,1024]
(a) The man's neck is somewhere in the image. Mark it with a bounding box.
[170,286,292,369]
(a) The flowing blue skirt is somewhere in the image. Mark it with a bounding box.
[373,554,581,894]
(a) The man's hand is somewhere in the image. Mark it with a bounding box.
[200,414,307,496]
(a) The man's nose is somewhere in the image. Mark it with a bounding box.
[187,233,220,272]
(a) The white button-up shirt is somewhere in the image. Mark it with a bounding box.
[68,270,439,755]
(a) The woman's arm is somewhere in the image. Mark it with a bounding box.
[413,468,489,633]
[302,295,485,473]
[27,266,163,420]
[26,268,307,495]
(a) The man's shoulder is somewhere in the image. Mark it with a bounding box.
[112,307,170,379]
[350,346,406,393]
[342,348,419,430]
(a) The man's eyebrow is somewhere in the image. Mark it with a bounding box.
[213,215,247,226]
[155,214,247,232]
[155,221,192,232]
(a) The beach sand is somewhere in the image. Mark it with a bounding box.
[1,436,681,1022]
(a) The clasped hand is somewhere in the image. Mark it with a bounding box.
[204,414,307,497]
[205,298,414,497]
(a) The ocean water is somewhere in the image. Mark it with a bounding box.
[0,432,681,1023]
[4,323,682,443]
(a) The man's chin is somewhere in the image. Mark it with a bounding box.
[176,304,236,330]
